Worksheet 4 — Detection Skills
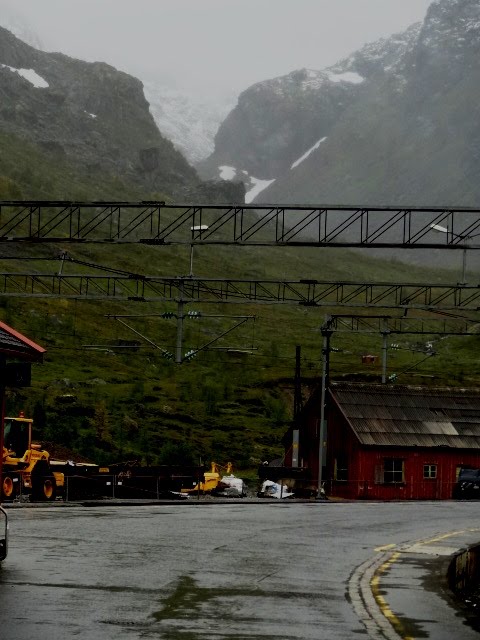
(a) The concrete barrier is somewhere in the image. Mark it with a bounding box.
[448,543,480,595]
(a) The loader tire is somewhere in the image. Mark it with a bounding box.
[1,474,17,501]
[31,475,57,502]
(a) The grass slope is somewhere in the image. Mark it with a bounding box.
[0,139,478,471]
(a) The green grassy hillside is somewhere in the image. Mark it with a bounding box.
[0,148,478,471]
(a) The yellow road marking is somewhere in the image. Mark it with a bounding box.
[374,543,396,552]
[371,552,414,640]
[425,530,465,544]
[369,529,480,639]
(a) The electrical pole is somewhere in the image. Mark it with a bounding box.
[317,322,332,499]
[381,321,390,384]
[175,281,185,364]
[292,346,302,468]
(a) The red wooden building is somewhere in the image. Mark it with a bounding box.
[287,382,480,500]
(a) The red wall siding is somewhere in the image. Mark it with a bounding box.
[289,388,480,500]
[329,448,480,500]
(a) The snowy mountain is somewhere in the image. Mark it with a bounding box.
[0,5,233,170]
[199,0,480,209]
[0,25,244,202]
[197,22,421,190]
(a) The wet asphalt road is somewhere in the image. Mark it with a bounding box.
[0,500,479,640]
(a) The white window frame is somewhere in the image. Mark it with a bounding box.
[423,464,437,479]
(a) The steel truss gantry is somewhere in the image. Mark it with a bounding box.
[0,201,480,248]
[1,273,480,310]
[324,314,480,335]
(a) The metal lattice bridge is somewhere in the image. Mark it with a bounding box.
[0,201,479,248]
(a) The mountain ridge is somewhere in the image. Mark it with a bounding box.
[0,25,243,203]
[200,0,480,211]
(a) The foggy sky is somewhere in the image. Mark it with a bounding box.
[1,0,432,98]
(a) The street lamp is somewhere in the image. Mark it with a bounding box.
[430,223,475,286]
[189,225,208,277]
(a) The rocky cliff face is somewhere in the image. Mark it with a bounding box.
[197,23,420,189]
[200,0,480,209]
[0,26,243,202]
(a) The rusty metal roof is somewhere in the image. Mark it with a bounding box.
[0,321,45,361]
[330,383,480,449]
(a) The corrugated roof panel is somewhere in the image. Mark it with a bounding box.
[395,420,425,434]
[453,422,480,436]
[359,433,376,446]
[422,421,458,435]
[385,407,408,420]
[342,405,365,419]
[357,432,480,449]
[457,426,478,437]
[330,383,480,451]
[349,418,382,433]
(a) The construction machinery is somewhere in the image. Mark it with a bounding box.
[181,462,246,497]
[1,413,244,502]
[1,412,64,502]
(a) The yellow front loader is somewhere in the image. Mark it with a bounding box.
[1,412,64,501]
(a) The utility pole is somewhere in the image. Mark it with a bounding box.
[317,321,333,499]
[292,346,303,468]
[381,320,390,384]
[175,281,185,364]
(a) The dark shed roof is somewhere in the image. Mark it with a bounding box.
[0,321,45,362]
[330,383,480,449]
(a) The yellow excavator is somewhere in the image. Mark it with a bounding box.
[181,462,233,494]
[181,462,246,496]
[1,412,64,501]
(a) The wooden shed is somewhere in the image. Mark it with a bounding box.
[288,382,480,500]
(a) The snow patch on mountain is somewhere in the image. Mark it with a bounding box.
[215,164,275,203]
[219,165,237,180]
[143,82,235,164]
[0,63,48,88]
[326,71,364,84]
[291,137,327,169]
[245,177,276,203]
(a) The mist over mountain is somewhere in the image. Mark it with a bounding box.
[0,25,242,202]
[199,0,480,209]
[1,0,478,213]
[144,82,235,164]
[0,3,43,50]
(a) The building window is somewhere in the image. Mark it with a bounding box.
[334,457,348,482]
[424,464,437,479]
[383,458,404,484]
